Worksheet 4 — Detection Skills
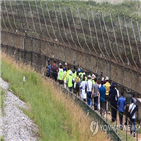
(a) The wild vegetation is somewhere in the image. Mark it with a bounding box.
[1,53,110,141]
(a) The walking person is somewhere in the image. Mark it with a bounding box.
[128,94,138,137]
[80,76,86,101]
[46,60,51,77]
[117,92,126,130]
[91,74,96,84]
[63,63,68,88]
[75,72,81,95]
[109,82,118,122]
[99,81,106,117]
[51,60,58,82]
[86,75,93,107]
[58,65,63,84]
[67,71,73,95]
[104,76,111,114]
[93,78,99,111]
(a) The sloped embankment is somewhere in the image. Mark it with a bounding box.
[1,53,110,141]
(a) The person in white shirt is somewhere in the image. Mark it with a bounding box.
[128,97,138,137]
[80,76,86,101]
[86,75,93,107]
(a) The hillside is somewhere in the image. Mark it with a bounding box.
[1,53,110,141]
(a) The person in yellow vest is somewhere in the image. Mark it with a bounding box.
[83,72,87,82]
[67,71,73,93]
[79,69,83,80]
[104,76,111,114]
[58,65,63,84]
[66,65,71,80]
[58,63,62,71]
[92,74,96,84]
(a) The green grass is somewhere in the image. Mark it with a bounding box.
[0,136,4,141]
[109,121,135,141]
[1,58,76,141]
[1,53,111,141]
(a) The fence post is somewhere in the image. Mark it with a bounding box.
[23,34,26,63]
[138,73,140,94]
[31,37,33,66]
[123,67,125,93]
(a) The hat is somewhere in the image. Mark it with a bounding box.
[65,62,67,66]
[59,63,62,66]
[112,82,117,87]
[69,71,72,75]
[83,72,86,75]
[88,75,91,79]
[101,77,105,81]
[105,76,109,81]
[92,74,96,79]
[78,68,81,72]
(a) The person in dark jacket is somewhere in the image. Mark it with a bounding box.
[51,60,58,81]
[109,82,118,122]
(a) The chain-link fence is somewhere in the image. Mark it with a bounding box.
[1,1,141,140]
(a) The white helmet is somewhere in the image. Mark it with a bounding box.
[105,76,109,81]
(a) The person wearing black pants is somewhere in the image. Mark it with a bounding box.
[109,82,118,122]
[111,102,117,122]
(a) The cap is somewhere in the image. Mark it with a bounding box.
[101,77,105,81]
[65,62,67,66]
[112,82,117,87]
[92,74,96,79]
[88,75,91,79]
[59,63,62,66]
[83,72,86,75]
[78,68,81,72]
[105,76,109,81]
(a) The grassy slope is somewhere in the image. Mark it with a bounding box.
[1,53,110,141]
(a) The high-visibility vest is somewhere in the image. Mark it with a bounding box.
[68,75,73,87]
[85,76,87,82]
[92,80,95,84]
[79,72,83,78]
[58,70,63,80]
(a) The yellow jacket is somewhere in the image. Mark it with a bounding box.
[104,82,111,95]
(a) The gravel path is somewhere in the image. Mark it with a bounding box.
[0,78,38,141]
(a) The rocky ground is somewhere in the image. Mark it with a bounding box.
[0,78,38,141]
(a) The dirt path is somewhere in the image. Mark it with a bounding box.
[0,78,38,141]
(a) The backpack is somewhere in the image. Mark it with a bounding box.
[52,65,57,73]
[129,104,138,120]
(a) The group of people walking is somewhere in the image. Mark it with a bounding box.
[46,60,138,137]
